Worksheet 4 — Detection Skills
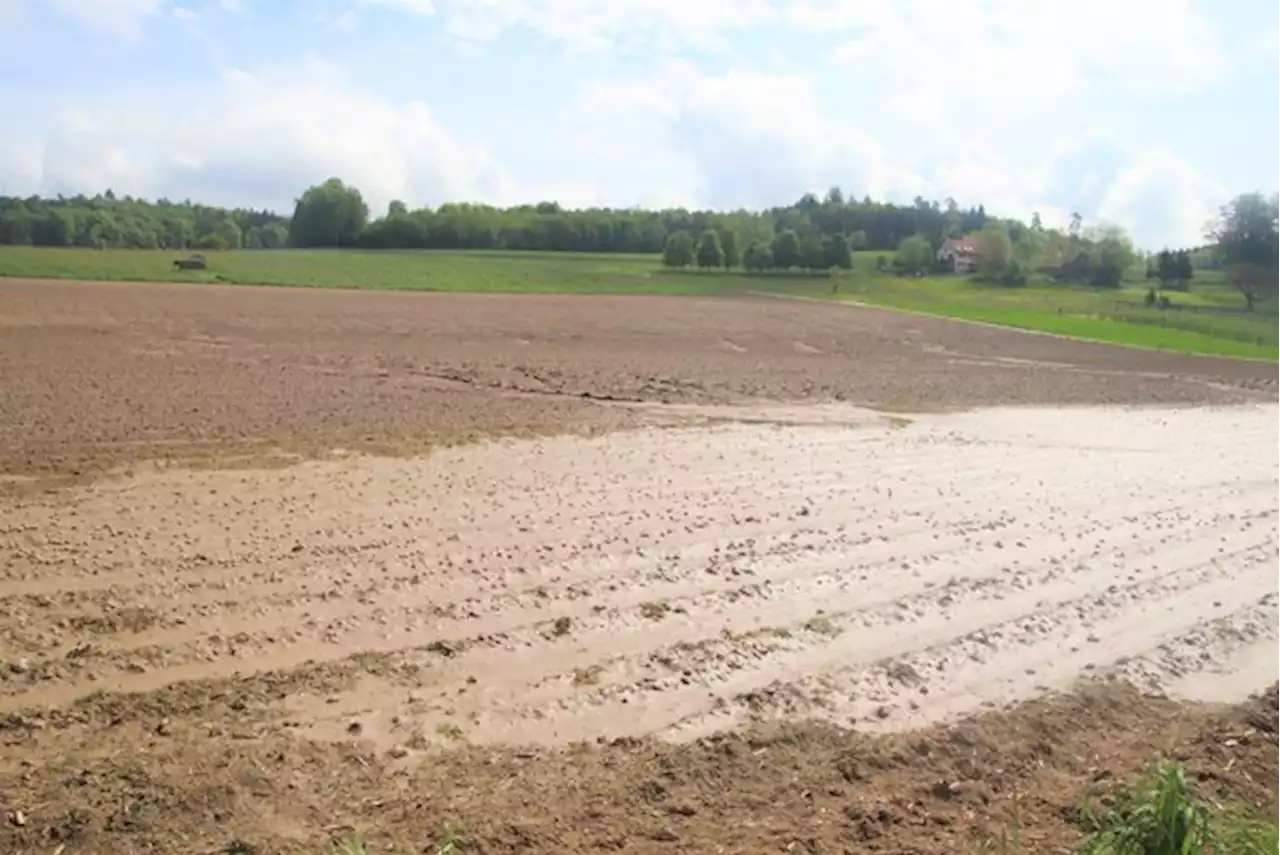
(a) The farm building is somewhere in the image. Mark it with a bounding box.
[937,236,980,273]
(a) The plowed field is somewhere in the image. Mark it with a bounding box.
[0,278,1275,854]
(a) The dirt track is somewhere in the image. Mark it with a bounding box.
[0,278,1276,854]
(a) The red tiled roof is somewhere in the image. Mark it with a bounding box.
[941,236,979,255]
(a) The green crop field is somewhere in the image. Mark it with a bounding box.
[0,246,689,294]
[1,245,1273,360]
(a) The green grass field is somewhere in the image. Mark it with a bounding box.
[0,246,689,293]
[0,246,1273,360]
[827,270,1277,360]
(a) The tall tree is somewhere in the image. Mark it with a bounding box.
[894,234,933,275]
[719,228,740,270]
[662,230,695,268]
[215,219,243,250]
[1155,250,1177,289]
[824,233,854,270]
[799,234,827,271]
[1208,192,1279,311]
[695,229,725,270]
[743,242,774,272]
[1085,224,1135,288]
[289,178,369,248]
[1173,250,1194,287]
[0,205,33,245]
[771,230,801,269]
[975,224,1013,279]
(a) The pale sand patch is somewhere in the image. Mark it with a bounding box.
[1,403,1274,747]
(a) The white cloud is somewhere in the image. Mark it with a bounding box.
[557,62,1231,247]
[358,0,778,53]
[563,63,930,210]
[359,0,432,13]
[21,58,537,214]
[43,0,163,39]
[38,0,245,37]
[0,139,42,195]
[825,0,1228,141]
[354,0,1230,94]
[5,0,1258,248]
[1096,150,1225,249]
[338,0,1240,247]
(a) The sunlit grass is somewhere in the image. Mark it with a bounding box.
[829,274,1277,360]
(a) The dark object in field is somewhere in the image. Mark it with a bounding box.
[173,254,208,271]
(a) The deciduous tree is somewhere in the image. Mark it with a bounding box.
[662,230,695,268]
[771,230,801,270]
[799,234,827,271]
[975,225,1013,279]
[1208,192,1279,311]
[719,228,740,269]
[1083,224,1135,288]
[743,242,774,272]
[894,234,933,275]
[824,234,853,270]
[695,229,725,270]
[289,178,369,248]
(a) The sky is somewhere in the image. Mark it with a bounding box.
[0,0,1276,249]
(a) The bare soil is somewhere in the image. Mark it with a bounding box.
[0,278,1273,480]
[0,279,1276,854]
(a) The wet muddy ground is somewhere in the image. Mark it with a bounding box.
[0,279,1275,854]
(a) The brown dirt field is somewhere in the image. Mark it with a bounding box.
[0,277,1273,480]
[0,278,1276,854]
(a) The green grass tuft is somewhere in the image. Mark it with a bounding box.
[1078,761,1278,855]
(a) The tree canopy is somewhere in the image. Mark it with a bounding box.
[695,229,725,270]
[0,193,286,250]
[1207,192,1279,311]
[894,234,933,275]
[288,178,369,248]
[0,182,992,255]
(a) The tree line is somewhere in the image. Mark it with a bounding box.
[661,226,855,273]
[293,178,999,256]
[0,191,288,251]
[0,179,991,256]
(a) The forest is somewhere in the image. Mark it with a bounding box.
[0,180,990,256]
